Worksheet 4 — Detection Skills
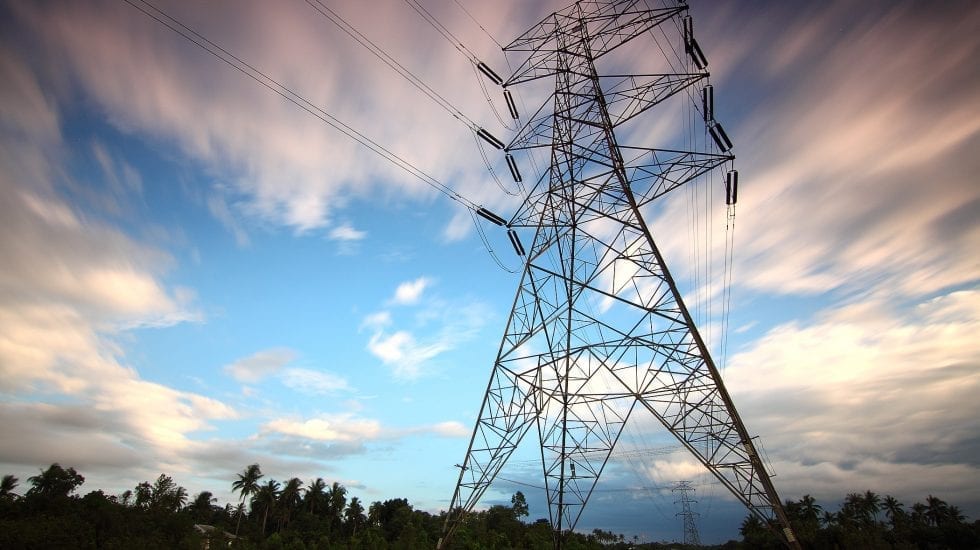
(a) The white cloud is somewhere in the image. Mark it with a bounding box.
[223,348,296,383]
[364,294,491,379]
[281,367,351,395]
[390,276,432,306]
[360,310,392,330]
[367,330,448,379]
[261,413,470,444]
[723,289,980,504]
[427,421,469,438]
[328,222,366,241]
[262,413,382,442]
[13,0,525,239]
[0,44,232,482]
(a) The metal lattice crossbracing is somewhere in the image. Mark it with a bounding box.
[441,1,800,548]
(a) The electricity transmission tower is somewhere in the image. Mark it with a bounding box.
[441,1,800,548]
[673,481,701,546]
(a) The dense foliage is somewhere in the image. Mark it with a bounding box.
[741,491,980,549]
[1,463,978,549]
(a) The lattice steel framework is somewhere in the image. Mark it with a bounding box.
[441,1,799,548]
[673,481,702,547]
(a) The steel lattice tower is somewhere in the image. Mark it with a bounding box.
[673,481,702,546]
[441,1,799,548]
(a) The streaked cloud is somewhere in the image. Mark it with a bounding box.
[701,1,980,299]
[725,289,980,504]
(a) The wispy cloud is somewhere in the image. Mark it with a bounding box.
[328,222,366,241]
[365,279,491,380]
[14,0,522,239]
[280,367,351,395]
[698,1,980,299]
[367,330,450,379]
[207,192,250,247]
[223,348,296,383]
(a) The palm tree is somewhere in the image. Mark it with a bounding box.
[345,496,365,537]
[882,495,904,528]
[134,481,152,509]
[251,479,280,536]
[325,481,347,533]
[863,490,881,524]
[277,477,303,530]
[190,491,217,522]
[926,495,949,526]
[911,502,928,526]
[231,502,246,529]
[26,463,84,499]
[231,464,263,535]
[798,494,822,523]
[1,475,19,500]
[947,505,966,525]
[172,485,188,512]
[305,477,327,514]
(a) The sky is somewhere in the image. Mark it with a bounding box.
[1,0,978,544]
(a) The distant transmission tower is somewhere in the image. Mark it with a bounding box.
[673,481,701,546]
[440,1,799,549]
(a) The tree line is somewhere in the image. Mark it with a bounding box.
[741,490,979,549]
[2,463,978,548]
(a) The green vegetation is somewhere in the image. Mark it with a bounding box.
[1,463,978,549]
[742,491,980,549]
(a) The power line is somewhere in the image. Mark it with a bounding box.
[121,0,483,213]
[304,0,482,132]
[452,0,504,49]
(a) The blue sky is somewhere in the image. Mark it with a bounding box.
[1,0,978,544]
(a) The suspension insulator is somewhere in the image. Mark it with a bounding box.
[709,122,733,152]
[507,229,526,257]
[477,127,505,149]
[477,62,503,86]
[702,84,714,123]
[726,169,738,205]
[682,16,693,53]
[476,207,506,226]
[689,38,708,70]
[505,153,523,183]
[504,89,519,120]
